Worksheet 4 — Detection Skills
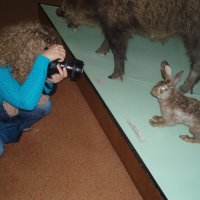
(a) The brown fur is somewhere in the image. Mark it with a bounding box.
[0,21,62,83]
[59,0,200,39]
[57,0,200,93]
[150,61,200,143]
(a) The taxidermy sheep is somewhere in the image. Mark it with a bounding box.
[56,0,200,93]
[149,61,200,143]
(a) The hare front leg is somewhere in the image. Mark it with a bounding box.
[149,115,167,127]
[179,127,200,143]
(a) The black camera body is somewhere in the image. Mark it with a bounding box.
[47,59,84,80]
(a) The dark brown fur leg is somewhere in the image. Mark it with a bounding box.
[56,6,66,17]
[96,38,110,55]
[180,36,200,93]
[107,31,130,79]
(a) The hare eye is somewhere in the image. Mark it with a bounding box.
[160,86,167,93]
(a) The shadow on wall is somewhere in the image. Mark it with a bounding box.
[0,0,61,28]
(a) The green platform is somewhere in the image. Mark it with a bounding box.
[41,4,200,200]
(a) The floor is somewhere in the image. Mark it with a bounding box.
[0,81,142,200]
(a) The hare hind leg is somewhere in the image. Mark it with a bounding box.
[149,115,167,127]
[179,127,200,143]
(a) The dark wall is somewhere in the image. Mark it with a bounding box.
[0,0,74,65]
[0,0,61,28]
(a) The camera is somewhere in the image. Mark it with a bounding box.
[47,59,84,80]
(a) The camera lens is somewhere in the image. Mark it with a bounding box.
[47,59,84,80]
[67,59,84,80]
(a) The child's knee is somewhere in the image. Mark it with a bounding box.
[37,98,52,116]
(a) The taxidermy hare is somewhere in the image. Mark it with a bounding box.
[149,61,200,143]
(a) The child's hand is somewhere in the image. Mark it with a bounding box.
[46,64,68,83]
[42,45,66,62]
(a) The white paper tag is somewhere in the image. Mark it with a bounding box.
[126,118,147,143]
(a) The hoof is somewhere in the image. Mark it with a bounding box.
[108,74,123,81]
[95,49,108,55]
[56,8,65,17]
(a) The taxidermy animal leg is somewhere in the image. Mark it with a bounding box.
[180,36,200,93]
[56,7,66,17]
[179,127,200,143]
[96,38,110,55]
[180,62,200,93]
[149,115,168,127]
[99,22,131,79]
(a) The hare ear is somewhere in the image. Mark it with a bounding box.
[170,71,184,86]
[160,60,171,81]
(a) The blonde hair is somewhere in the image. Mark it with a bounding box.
[0,21,62,83]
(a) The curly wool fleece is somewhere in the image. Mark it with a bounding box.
[0,21,62,83]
